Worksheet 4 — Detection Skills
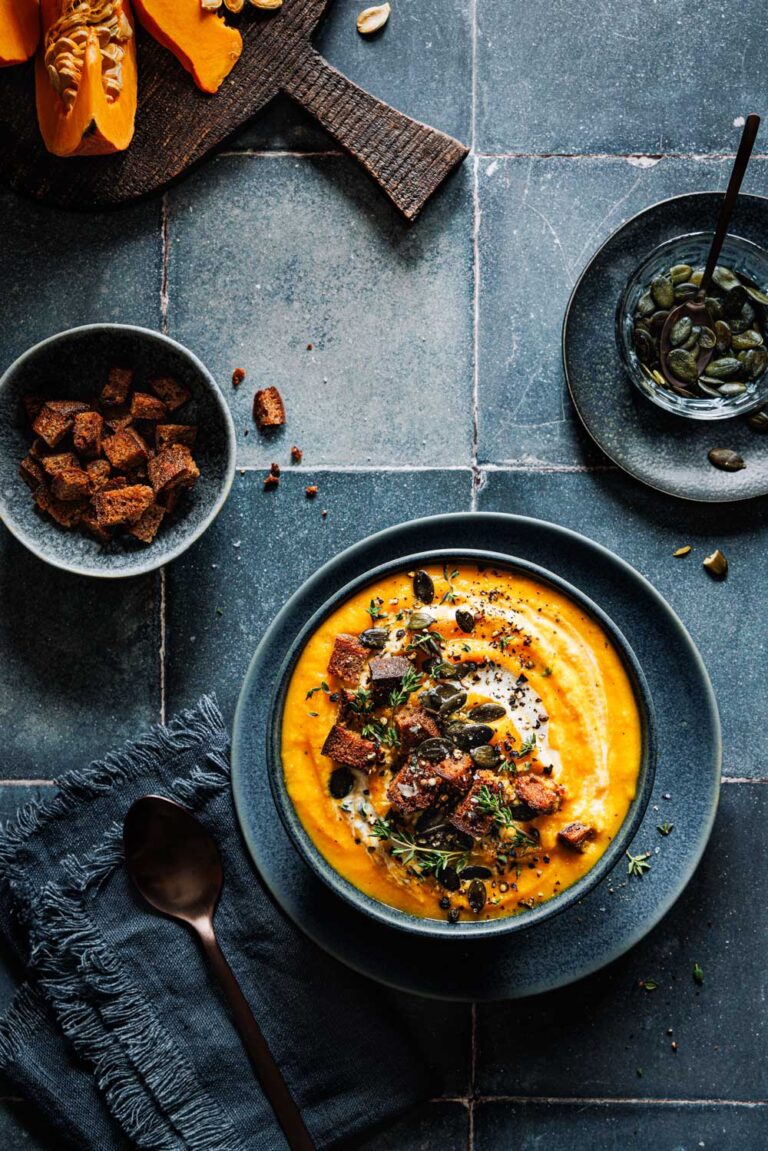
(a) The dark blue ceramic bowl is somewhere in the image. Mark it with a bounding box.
[267,549,657,940]
[0,324,236,578]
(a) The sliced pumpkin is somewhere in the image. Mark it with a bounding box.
[0,0,40,66]
[132,0,241,94]
[35,0,137,156]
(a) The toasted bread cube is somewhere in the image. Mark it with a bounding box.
[430,751,473,792]
[34,486,88,528]
[81,507,113,544]
[159,485,182,513]
[448,772,505,839]
[395,707,441,751]
[321,724,376,770]
[253,386,286,429]
[52,466,90,502]
[22,394,46,424]
[91,484,154,527]
[103,476,128,492]
[130,392,169,421]
[155,424,197,451]
[103,428,149,472]
[558,822,596,852]
[327,634,369,684]
[149,376,191,412]
[19,455,45,491]
[386,758,443,814]
[32,404,73,449]
[46,400,90,418]
[102,405,133,433]
[29,437,49,459]
[41,452,79,477]
[148,444,199,497]
[514,773,563,815]
[127,503,165,544]
[86,459,112,493]
[72,411,104,459]
[369,656,412,703]
[101,367,133,407]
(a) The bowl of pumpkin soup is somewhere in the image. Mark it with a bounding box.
[269,551,656,938]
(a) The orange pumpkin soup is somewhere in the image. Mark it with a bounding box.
[282,563,643,923]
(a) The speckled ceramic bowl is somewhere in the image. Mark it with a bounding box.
[265,549,657,941]
[617,231,768,419]
[0,324,236,578]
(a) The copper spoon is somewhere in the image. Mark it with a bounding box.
[659,113,761,388]
[123,794,317,1151]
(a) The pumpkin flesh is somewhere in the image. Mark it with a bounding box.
[132,0,242,94]
[35,0,137,156]
[0,0,40,65]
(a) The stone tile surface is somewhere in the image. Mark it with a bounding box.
[352,1101,468,1151]
[476,155,768,466]
[477,468,767,777]
[475,0,768,155]
[0,190,161,374]
[474,1099,766,1150]
[235,0,472,151]
[0,529,159,780]
[474,783,767,1101]
[166,156,473,467]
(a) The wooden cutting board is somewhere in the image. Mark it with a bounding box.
[0,1,469,220]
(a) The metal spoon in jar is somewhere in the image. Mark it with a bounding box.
[123,794,317,1151]
[659,113,761,389]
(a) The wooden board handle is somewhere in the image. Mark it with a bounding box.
[283,48,468,221]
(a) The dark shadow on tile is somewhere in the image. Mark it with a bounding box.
[478,467,768,777]
[343,1100,468,1151]
[387,992,472,1098]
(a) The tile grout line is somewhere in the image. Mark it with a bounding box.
[158,192,170,726]
[471,1095,768,1109]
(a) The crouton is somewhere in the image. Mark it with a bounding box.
[158,486,182,513]
[102,406,134,433]
[86,459,112,493]
[386,758,443,815]
[45,400,91,419]
[395,707,441,750]
[34,486,88,528]
[155,424,197,451]
[127,503,165,544]
[22,394,45,424]
[253,386,285,429]
[29,437,48,459]
[130,392,169,421]
[557,822,596,852]
[72,411,104,459]
[321,724,376,770]
[514,773,563,815]
[149,376,191,412]
[41,452,79,477]
[19,455,45,491]
[103,428,149,472]
[101,367,133,407]
[51,467,90,502]
[369,656,412,703]
[430,751,473,792]
[148,444,199,497]
[81,507,113,544]
[91,484,155,527]
[32,404,75,449]
[448,772,505,839]
[327,634,369,684]
[103,476,128,492]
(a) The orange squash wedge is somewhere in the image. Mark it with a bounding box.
[35,0,137,156]
[132,0,241,94]
[0,0,40,65]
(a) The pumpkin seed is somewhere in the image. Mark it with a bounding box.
[731,329,763,351]
[696,379,723,398]
[455,608,475,634]
[705,296,724,320]
[669,316,692,347]
[717,382,747,398]
[703,549,728,578]
[698,327,716,350]
[722,285,749,318]
[674,282,699,301]
[356,2,390,33]
[412,569,435,604]
[714,320,731,352]
[651,275,675,309]
[452,723,494,750]
[651,369,667,387]
[634,328,655,363]
[428,659,462,680]
[467,702,507,722]
[438,866,461,891]
[470,744,501,769]
[467,879,487,913]
[689,268,705,287]
[329,767,355,799]
[708,448,746,471]
[648,310,670,333]
[667,348,699,383]
[408,609,436,631]
[672,545,692,557]
[459,865,492,880]
[703,357,740,379]
[747,407,768,432]
[415,737,452,762]
[745,284,768,306]
[681,326,701,353]
[419,684,466,716]
[669,263,693,284]
[713,266,741,291]
[636,291,656,317]
[360,627,389,649]
[743,347,768,378]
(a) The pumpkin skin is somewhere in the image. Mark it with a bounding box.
[0,0,40,66]
[132,0,242,94]
[35,0,137,156]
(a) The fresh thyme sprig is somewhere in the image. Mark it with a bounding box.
[626,850,652,877]
[371,818,468,876]
[389,667,423,709]
[306,681,330,700]
[361,719,400,749]
[514,732,537,758]
[348,688,374,715]
[475,786,539,850]
[366,597,387,622]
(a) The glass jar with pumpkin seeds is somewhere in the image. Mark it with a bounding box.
[617,233,768,419]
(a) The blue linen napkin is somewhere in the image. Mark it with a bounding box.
[0,698,435,1150]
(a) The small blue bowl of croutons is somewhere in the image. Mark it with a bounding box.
[0,324,236,578]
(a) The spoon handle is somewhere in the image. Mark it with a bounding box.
[195,921,317,1151]
[701,113,760,293]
